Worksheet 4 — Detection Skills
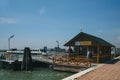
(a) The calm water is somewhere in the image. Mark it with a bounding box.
[0,68,73,80]
[0,52,73,80]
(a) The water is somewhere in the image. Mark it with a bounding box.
[0,68,73,80]
[0,52,73,80]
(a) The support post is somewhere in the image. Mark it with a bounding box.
[68,46,72,57]
[21,47,33,71]
[97,45,100,63]
[77,46,80,58]
[114,47,116,58]
[109,47,111,59]
[8,39,10,50]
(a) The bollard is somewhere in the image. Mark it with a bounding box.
[21,47,33,71]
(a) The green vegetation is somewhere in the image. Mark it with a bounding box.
[0,50,6,52]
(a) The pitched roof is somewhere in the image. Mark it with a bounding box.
[64,32,115,47]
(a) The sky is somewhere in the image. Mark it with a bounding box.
[0,0,120,49]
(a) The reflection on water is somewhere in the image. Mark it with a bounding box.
[0,68,73,80]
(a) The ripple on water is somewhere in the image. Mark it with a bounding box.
[0,68,73,80]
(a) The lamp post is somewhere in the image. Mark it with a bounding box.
[8,35,14,50]
[56,40,59,53]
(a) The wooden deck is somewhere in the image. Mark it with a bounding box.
[76,57,120,80]
[51,53,115,72]
[52,55,92,72]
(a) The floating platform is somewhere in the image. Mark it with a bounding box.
[0,58,52,70]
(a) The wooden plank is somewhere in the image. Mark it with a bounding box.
[97,45,100,63]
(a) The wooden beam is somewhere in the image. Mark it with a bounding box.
[109,47,111,59]
[97,45,100,63]
[114,47,116,58]
[68,46,70,56]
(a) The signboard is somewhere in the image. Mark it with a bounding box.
[75,41,80,46]
[80,41,92,46]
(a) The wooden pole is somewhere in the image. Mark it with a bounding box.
[77,46,80,58]
[114,47,116,58]
[109,47,111,59]
[68,46,71,57]
[87,46,89,58]
[97,45,100,63]
[21,47,33,71]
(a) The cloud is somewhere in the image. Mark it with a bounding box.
[0,17,17,24]
[39,7,45,15]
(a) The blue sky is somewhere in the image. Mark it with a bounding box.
[0,0,120,49]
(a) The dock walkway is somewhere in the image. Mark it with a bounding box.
[63,56,120,80]
[32,55,52,64]
[0,55,52,64]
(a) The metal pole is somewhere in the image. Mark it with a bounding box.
[8,35,14,50]
[8,35,14,60]
[8,39,10,50]
[56,40,59,53]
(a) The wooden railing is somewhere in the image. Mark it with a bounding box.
[52,56,92,67]
[52,54,111,66]
[92,54,111,63]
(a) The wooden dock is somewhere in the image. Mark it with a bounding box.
[51,54,93,72]
[0,53,92,72]
[0,55,52,70]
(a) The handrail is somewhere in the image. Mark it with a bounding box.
[52,56,92,67]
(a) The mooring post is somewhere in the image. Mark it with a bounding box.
[21,47,33,71]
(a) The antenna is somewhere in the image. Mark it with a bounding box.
[80,27,82,32]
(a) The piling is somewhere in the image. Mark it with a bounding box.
[21,47,33,71]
